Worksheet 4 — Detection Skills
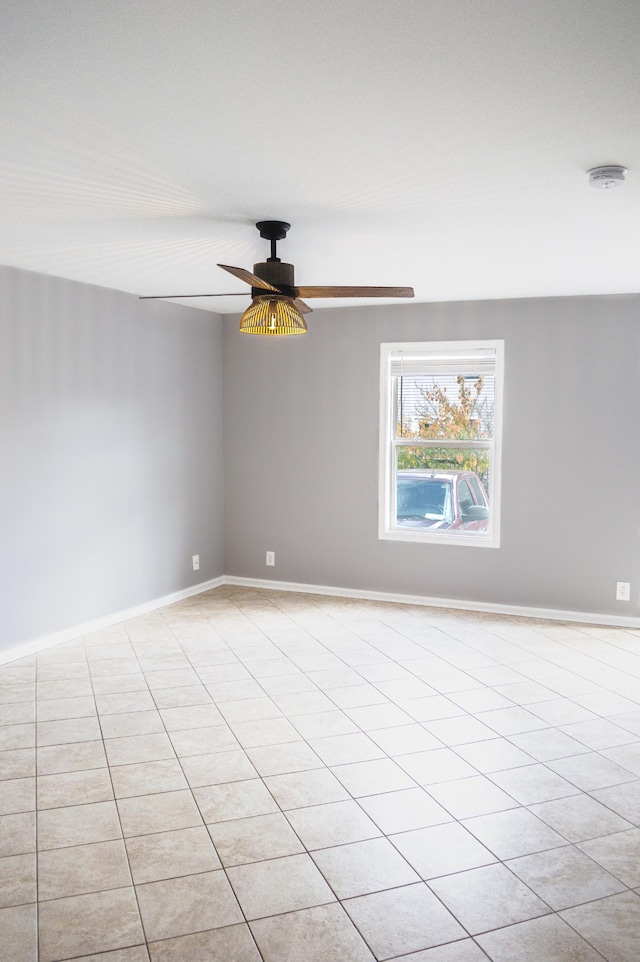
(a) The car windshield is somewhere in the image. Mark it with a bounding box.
[397,478,452,522]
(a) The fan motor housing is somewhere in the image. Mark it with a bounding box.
[253,260,297,297]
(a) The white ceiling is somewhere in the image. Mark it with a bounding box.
[1,0,639,313]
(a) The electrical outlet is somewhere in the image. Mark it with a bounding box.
[192,555,200,571]
[266,551,275,567]
[616,581,630,601]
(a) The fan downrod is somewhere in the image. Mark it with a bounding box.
[256,220,290,261]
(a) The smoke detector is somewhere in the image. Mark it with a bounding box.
[587,165,627,189]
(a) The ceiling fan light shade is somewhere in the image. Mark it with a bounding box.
[239,296,307,336]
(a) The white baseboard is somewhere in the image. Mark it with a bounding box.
[3,572,638,667]
[224,576,640,630]
[0,576,225,667]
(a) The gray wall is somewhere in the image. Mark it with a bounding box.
[223,294,640,618]
[0,267,224,651]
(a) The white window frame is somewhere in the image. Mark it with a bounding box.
[379,340,504,548]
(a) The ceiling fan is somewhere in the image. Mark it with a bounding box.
[140,221,414,335]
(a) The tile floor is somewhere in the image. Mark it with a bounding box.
[1,585,640,961]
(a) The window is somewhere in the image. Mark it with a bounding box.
[379,340,504,547]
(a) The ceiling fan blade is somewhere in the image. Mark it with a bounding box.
[293,298,313,315]
[296,286,414,299]
[139,292,247,299]
[217,264,280,292]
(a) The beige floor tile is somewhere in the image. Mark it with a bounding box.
[359,787,452,834]
[110,759,188,798]
[169,725,239,757]
[0,748,35,780]
[560,718,638,750]
[455,738,535,774]
[344,702,416,731]
[37,768,114,809]
[0,679,33,701]
[579,828,640,887]
[272,690,336,716]
[208,811,304,866]
[506,845,626,909]
[105,733,176,767]
[136,870,242,941]
[37,717,102,747]
[37,680,92,701]
[590,780,640,823]
[375,678,437,701]
[217,697,282,723]
[194,779,278,823]
[327,684,388,709]
[39,886,144,961]
[38,661,89,684]
[92,675,149,697]
[368,724,443,756]
[401,695,465,722]
[507,728,590,762]
[390,821,496,879]
[462,807,566,859]
[229,717,301,748]
[312,836,419,898]
[38,800,122,850]
[343,883,465,958]
[291,709,360,739]
[144,668,201,690]
[0,777,35,815]
[37,740,107,775]
[36,696,97,722]
[546,751,637,791]
[180,749,257,788]
[476,914,604,961]
[285,799,382,849]
[100,711,165,739]
[158,705,224,731]
[397,748,476,785]
[560,891,640,962]
[0,811,36,856]
[0,703,35,726]
[126,826,220,883]
[488,763,580,804]
[0,724,35,751]
[530,793,634,842]
[117,790,203,837]
[424,716,497,746]
[245,741,323,776]
[227,852,335,919]
[389,939,488,961]
[263,768,349,810]
[0,852,36,907]
[426,775,518,819]
[150,686,212,710]
[148,923,260,962]
[428,862,551,934]
[206,680,265,701]
[307,732,385,766]
[250,902,374,962]
[331,758,416,797]
[54,946,149,961]
[95,691,156,715]
[476,706,548,736]
[197,664,253,685]
[38,839,132,900]
[257,673,317,697]
[0,902,37,962]
[601,741,640,776]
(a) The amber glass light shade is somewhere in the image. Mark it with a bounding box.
[239,296,307,335]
